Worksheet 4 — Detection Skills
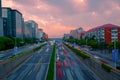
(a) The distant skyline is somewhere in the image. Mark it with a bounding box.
[2,0,120,38]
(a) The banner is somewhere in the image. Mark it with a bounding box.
[112,49,119,61]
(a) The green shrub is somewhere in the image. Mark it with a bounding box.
[64,43,90,59]
[46,44,56,80]
[0,37,14,51]
[101,63,112,72]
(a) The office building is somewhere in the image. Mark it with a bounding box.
[25,20,38,38]
[0,0,3,36]
[70,27,84,39]
[2,8,12,36]
[12,10,23,38]
[37,29,43,39]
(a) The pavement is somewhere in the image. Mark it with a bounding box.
[5,44,53,80]
[0,43,41,61]
[55,43,100,80]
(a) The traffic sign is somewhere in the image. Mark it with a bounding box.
[112,49,119,61]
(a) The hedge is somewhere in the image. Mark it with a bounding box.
[101,63,112,72]
[46,44,56,80]
[64,43,90,59]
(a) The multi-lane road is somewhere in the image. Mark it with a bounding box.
[0,44,40,61]
[56,43,100,80]
[5,44,53,80]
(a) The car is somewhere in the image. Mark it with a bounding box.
[56,61,62,67]
[57,68,63,78]
[101,59,109,63]
[57,56,60,61]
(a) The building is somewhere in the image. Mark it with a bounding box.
[85,24,120,43]
[0,18,3,36]
[37,29,43,39]
[24,22,32,38]
[70,27,84,39]
[2,8,24,38]
[42,32,48,39]
[12,10,23,38]
[0,0,3,36]
[63,34,69,39]
[2,8,12,36]
[0,0,2,17]
[24,20,38,38]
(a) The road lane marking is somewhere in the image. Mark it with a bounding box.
[45,48,49,52]
[34,57,43,71]
[75,69,84,80]
[63,70,65,76]
[15,64,33,80]
[38,49,43,53]
[66,69,74,80]
[36,65,46,80]
[28,70,32,76]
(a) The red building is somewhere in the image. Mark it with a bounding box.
[85,24,120,43]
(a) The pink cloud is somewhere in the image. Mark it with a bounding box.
[2,0,120,38]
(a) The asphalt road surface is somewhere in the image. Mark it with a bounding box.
[6,44,53,80]
[56,43,100,80]
[0,44,40,61]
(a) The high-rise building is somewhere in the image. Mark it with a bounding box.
[25,20,38,38]
[24,22,33,38]
[37,29,43,39]
[0,0,1,17]
[0,18,3,36]
[2,8,12,36]
[12,10,23,38]
[2,8,24,38]
[70,27,84,39]
[0,0,3,36]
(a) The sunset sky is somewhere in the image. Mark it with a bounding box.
[2,0,120,38]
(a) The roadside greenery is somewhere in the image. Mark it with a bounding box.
[8,43,46,60]
[46,44,56,80]
[64,43,90,59]
[0,37,41,51]
[101,63,112,72]
[64,38,120,50]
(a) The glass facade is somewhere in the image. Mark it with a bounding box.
[2,8,12,36]
[12,10,23,38]
[0,0,2,17]
[25,20,38,38]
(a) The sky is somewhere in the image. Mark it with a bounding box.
[2,0,120,38]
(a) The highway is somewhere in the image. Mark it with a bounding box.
[79,46,120,67]
[0,44,41,61]
[56,43,100,80]
[6,44,53,80]
[66,42,120,68]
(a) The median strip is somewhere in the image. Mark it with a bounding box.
[64,43,90,59]
[46,44,56,80]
